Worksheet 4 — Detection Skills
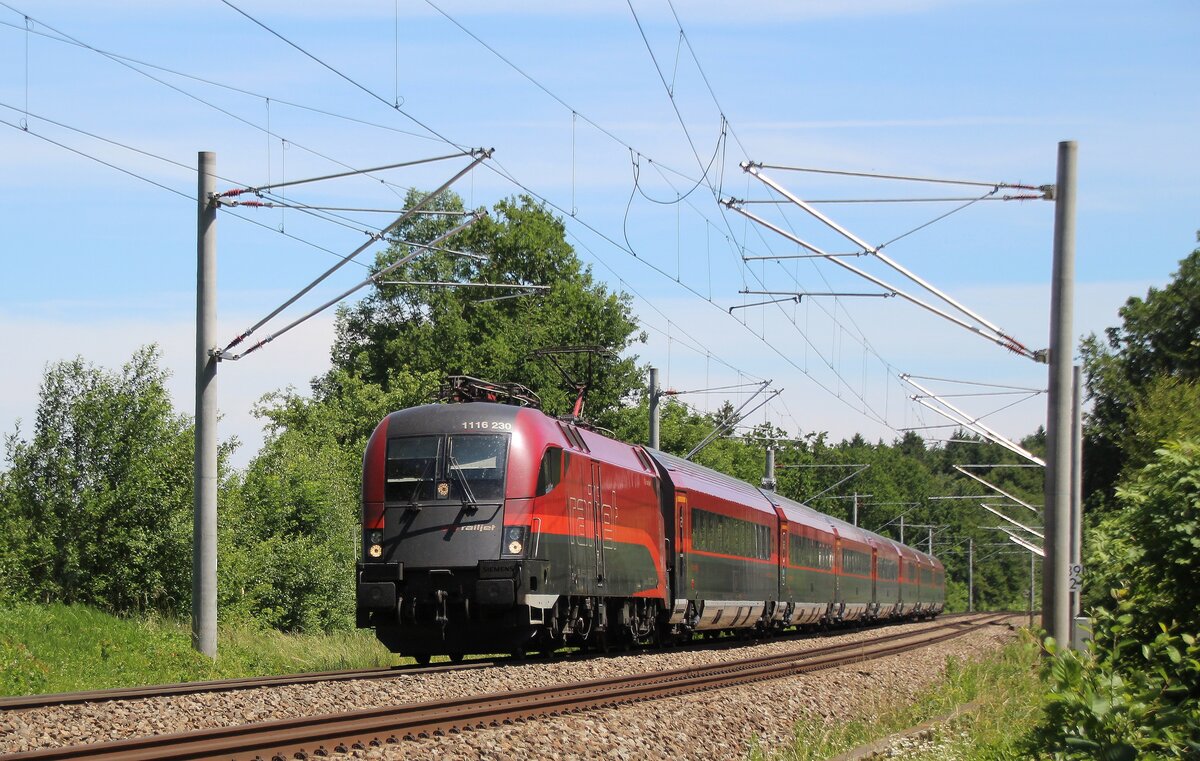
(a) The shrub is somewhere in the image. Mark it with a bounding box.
[1025,598,1200,759]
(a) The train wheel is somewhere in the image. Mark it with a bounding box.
[412,654,432,666]
[448,652,465,664]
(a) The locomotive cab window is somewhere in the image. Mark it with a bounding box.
[384,433,509,504]
[385,436,441,502]
[447,434,509,502]
[536,446,565,496]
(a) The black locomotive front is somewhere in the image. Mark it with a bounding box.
[356,404,542,660]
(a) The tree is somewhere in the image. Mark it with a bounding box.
[1082,241,1200,502]
[1027,442,1200,758]
[0,347,195,613]
[1118,376,1200,476]
[220,369,436,632]
[331,191,644,424]
[1084,440,1200,635]
[225,191,643,631]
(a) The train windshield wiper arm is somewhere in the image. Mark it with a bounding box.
[447,455,478,506]
[406,459,435,506]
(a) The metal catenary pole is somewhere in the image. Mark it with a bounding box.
[1043,140,1076,646]
[648,367,660,450]
[193,151,218,658]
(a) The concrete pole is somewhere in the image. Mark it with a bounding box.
[968,537,974,613]
[762,445,777,491]
[1043,141,1076,645]
[193,151,218,658]
[899,515,904,546]
[648,366,660,450]
[1071,365,1083,618]
[928,526,933,556]
[851,493,858,527]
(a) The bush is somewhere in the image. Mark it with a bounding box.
[1027,441,1200,757]
[0,347,194,613]
[1084,440,1200,636]
[1026,598,1200,759]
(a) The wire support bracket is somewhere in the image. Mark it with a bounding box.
[741,160,1049,193]
[723,184,1043,362]
[219,151,492,355]
[221,210,486,361]
[738,289,896,300]
[216,150,486,199]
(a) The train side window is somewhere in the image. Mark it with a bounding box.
[536,446,564,495]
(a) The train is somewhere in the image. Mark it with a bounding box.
[355,384,944,662]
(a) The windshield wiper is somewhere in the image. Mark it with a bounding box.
[447,454,479,507]
[406,459,435,506]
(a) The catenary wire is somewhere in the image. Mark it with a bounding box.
[0,110,378,271]
[0,17,439,145]
[0,115,190,200]
[0,3,431,207]
[17,3,1019,446]
[212,0,939,440]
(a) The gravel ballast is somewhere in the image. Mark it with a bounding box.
[0,616,1019,759]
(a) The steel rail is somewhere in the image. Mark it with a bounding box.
[4,614,1009,761]
[0,660,496,712]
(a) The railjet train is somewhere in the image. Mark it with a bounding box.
[356,385,944,661]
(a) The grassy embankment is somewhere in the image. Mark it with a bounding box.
[0,602,399,697]
[754,630,1045,760]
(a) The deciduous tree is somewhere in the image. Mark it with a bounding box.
[0,347,195,613]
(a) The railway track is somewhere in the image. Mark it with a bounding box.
[0,661,496,712]
[0,613,976,712]
[3,613,1010,761]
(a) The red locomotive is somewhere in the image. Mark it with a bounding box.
[356,382,944,662]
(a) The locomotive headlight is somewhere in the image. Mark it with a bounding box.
[369,530,383,544]
[368,544,383,558]
[503,526,528,557]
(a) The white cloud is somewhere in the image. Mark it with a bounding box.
[0,308,335,470]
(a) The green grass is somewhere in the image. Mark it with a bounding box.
[0,602,399,696]
[754,630,1045,761]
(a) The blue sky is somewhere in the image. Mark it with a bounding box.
[1,1,1196,466]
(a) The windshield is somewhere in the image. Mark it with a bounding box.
[384,433,508,504]
[385,435,441,502]
[448,434,508,502]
